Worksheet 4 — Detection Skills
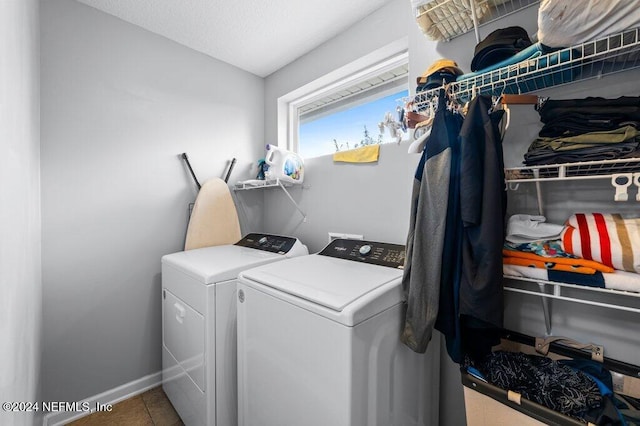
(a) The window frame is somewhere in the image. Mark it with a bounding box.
[277,40,409,156]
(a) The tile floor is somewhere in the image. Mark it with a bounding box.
[66,386,183,426]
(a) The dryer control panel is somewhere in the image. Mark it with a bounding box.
[235,233,300,254]
[319,239,405,269]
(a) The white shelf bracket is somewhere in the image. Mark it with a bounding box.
[276,181,307,222]
[533,168,544,215]
[234,178,307,222]
[537,282,552,336]
[466,0,481,44]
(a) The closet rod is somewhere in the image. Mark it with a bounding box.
[500,94,540,105]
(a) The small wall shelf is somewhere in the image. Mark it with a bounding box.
[234,179,307,222]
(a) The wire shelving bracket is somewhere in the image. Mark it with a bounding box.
[234,179,307,222]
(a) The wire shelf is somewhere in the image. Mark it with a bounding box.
[234,179,307,221]
[414,28,640,108]
[414,0,539,42]
[504,275,640,315]
[234,178,291,190]
[504,158,640,183]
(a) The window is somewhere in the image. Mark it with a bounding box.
[278,43,409,159]
[299,87,409,158]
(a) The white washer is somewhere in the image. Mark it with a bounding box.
[237,238,440,426]
[161,233,308,426]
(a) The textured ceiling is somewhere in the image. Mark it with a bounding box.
[74,0,395,77]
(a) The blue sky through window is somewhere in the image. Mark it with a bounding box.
[299,89,409,158]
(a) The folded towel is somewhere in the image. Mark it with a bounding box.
[503,256,597,274]
[561,213,640,273]
[333,145,380,163]
[503,249,614,274]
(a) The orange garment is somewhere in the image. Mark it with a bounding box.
[502,249,614,274]
[502,257,596,274]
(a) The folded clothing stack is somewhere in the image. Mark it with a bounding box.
[524,96,640,166]
[503,214,613,274]
[502,213,640,292]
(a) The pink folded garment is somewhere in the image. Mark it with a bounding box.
[561,213,640,274]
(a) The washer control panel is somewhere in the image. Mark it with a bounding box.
[235,233,299,254]
[319,239,405,269]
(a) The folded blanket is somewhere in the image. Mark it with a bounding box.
[503,257,597,274]
[561,213,640,273]
[503,264,640,292]
[524,126,640,166]
[528,125,640,152]
[503,249,614,274]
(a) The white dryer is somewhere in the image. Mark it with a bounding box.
[236,238,440,426]
[161,233,308,426]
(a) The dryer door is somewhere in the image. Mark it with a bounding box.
[162,289,205,392]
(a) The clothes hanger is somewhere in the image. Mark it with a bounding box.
[443,82,462,113]
[407,126,432,154]
[490,82,512,136]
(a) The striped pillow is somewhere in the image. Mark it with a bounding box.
[561,213,640,273]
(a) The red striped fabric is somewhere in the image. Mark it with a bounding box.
[575,213,592,260]
[561,213,640,273]
[563,226,574,254]
[593,213,613,268]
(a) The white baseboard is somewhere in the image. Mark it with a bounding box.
[42,371,162,426]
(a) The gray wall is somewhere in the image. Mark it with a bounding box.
[40,0,265,405]
[263,0,419,252]
[0,1,41,425]
[264,1,640,425]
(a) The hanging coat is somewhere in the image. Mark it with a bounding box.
[402,91,464,353]
[458,95,507,360]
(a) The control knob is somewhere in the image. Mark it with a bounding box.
[358,245,372,256]
[258,236,268,245]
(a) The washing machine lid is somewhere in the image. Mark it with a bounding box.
[239,239,406,325]
[161,234,307,284]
